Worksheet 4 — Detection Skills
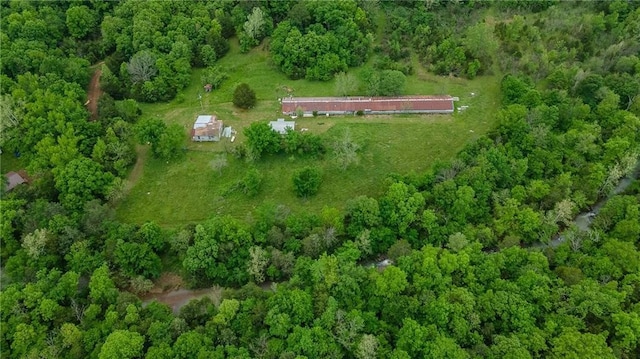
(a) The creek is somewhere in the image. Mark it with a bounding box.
[141,288,222,315]
[142,164,639,311]
[538,164,639,249]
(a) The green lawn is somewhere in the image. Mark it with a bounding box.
[116,40,502,227]
[0,153,25,175]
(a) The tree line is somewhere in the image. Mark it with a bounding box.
[2,1,640,358]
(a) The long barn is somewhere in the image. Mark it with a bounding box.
[281,96,455,115]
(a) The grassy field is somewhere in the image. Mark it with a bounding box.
[116,40,501,227]
[0,153,25,175]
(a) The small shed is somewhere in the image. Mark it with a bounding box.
[269,118,295,134]
[4,171,28,192]
[192,115,223,142]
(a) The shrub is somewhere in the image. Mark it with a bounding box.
[292,167,323,198]
[200,66,228,89]
[233,83,257,109]
[239,169,263,197]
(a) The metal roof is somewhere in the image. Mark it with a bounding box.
[192,115,223,138]
[195,115,215,127]
[5,171,26,191]
[282,96,455,114]
[269,119,295,134]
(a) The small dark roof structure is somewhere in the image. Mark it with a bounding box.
[4,171,28,191]
[282,96,455,115]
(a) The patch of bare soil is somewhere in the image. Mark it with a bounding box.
[148,272,184,294]
[141,273,224,314]
[86,63,104,121]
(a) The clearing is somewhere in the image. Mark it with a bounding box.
[116,40,501,227]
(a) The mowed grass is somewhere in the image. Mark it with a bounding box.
[116,40,501,227]
[0,153,25,175]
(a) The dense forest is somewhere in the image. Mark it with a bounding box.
[1,0,640,358]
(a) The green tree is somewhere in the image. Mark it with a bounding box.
[335,72,358,97]
[153,124,185,160]
[135,117,166,145]
[243,121,281,160]
[173,331,213,359]
[238,168,263,196]
[463,22,498,67]
[89,264,118,305]
[66,5,98,39]
[366,70,406,96]
[137,221,165,252]
[265,288,314,337]
[115,241,161,279]
[374,266,408,298]
[243,7,267,42]
[11,323,38,358]
[574,74,604,109]
[611,311,640,353]
[53,157,114,211]
[183,216,253,285]
[21,228,49,259]
[233,83,257,109]
[379,182,425,236]
[200,66,228,89]
[199,45,217,67]
[292,167,323,198]
[60,322,84,357]
[356,334,379,359]
[98,330,144,359]
[331,128,360,170]
[550,329,615,359]
[127,50,158,85]
[345,196,381,238]
[115,99,142,122]
[247,246,269,283]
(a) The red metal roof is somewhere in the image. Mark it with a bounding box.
[282,96,454,114]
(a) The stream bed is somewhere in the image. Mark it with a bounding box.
[542,168,639,249]
[142,165,639,311]
[142,288,221,314]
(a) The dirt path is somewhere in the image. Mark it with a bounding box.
[86,63,104,121]
[140,272,224,314]
[123,145,148,194]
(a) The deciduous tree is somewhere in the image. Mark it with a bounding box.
[89,264,118,305]
[243,121,281,160]
[53,157,114,211]
[153,124,185,160]
[292,167,323,198]
[98,330,144,359]
[66,5,97,39]
[331,128,360,170]
[335,72,358,97]
[127,50,158,85]
[247,246,269,283]
[233,83,257,109]
[243,7,266,42]
[210,154,228,176]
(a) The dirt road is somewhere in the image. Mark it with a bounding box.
[86,63,103,120]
